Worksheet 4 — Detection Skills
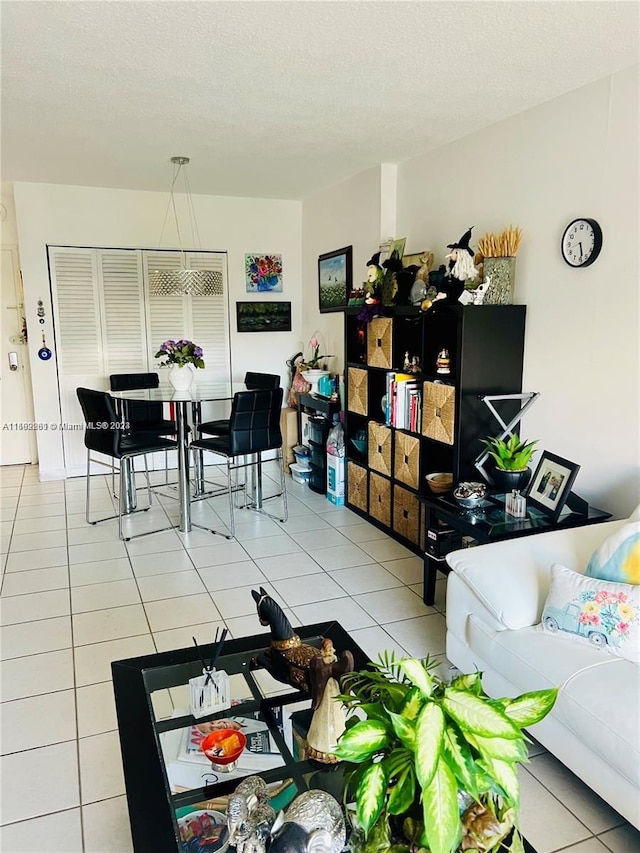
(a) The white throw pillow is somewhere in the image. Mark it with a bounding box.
[540,563,640,663]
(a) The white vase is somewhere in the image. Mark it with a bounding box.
[301,369,330,395]
[168,364,195,392]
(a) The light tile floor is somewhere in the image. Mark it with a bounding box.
[0,463,638,853]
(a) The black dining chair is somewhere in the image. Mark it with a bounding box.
[190,387,288,538]
[76,387,178,541]
[109,373,180,487]
[198,372,280,438]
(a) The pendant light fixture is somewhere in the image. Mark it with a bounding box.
[148,156,221,297]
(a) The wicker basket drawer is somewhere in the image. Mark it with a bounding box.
[394,432,420,490]
[393,484,420,546]
[347,462,368,512]
[369,472,391,527]
[347,368,368,416]
[368,421,392,476]
[367,317,393,368]
[422,381,456,445]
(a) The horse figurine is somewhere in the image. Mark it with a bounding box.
[250,587,353,697]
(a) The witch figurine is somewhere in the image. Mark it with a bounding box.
[430,226,479,307]
[356,252,383,322]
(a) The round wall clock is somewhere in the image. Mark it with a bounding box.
[561,218,603,268]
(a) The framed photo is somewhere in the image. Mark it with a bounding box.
[525,451,580,521]
[318,246,352,313]
[236,301,291,332]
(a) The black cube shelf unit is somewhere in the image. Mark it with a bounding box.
[344,304,526,558]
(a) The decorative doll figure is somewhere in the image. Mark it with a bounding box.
[428,227,480,308]
[306,638,354,763]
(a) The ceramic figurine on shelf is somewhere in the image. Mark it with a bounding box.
[403,351,412,371]
[306,639,354,764]
[227,776,275,853]
[357,252,384,322]
[436,348,451,374]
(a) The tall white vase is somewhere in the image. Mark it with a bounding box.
[168,364,195,392]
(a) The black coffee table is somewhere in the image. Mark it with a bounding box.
[112,621,537,852]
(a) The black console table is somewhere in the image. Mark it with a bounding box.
[420,493,612,605]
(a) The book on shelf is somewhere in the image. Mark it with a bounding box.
[385,372,421,431]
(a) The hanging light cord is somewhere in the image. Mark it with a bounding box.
[157,160,202,255]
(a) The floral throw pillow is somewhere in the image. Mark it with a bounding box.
[541,564,640,663]
[585,521,640,585]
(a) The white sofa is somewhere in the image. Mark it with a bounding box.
[445,513,640,829]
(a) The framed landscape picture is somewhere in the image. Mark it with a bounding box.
[236,301,292,332]
[318,246,352,313]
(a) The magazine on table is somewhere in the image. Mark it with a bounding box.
[162,705,293,793]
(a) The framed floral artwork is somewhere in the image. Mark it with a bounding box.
[245,254,283,293]
[318,245,352,313]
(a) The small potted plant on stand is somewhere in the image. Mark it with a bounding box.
[335,654,557,853]
[300,334,334,395]
[480,433,538,493]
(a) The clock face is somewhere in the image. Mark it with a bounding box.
[561,218,603,268]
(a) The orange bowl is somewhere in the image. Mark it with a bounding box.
[200,729,247,765]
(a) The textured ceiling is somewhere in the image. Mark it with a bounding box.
[1,1,638,200]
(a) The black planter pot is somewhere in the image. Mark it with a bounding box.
[491,467,532,493]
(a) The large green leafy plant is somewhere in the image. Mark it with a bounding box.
[480,434,538,471]
[335,654,557,853]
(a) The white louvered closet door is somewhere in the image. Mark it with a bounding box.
[49,246,230,476]
[49,247,106,475]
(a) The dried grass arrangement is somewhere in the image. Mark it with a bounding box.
[477,226,522,258]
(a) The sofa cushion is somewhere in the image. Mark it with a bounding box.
[586,521,640,585]
[466,617,640,787]
[541,564,640,663]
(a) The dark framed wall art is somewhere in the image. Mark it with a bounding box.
[318,245,352,313]
[236,301,292,332]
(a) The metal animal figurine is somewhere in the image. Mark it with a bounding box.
[238,801,277,853]
[268,790,346,853]
[251,588,353,696]
[227,776,269,849]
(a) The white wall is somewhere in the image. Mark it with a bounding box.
[13,182,301,478]
[395,67,639,518]
[301,166,382,372]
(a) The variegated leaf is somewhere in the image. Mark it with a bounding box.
[451,671,483,694]
[359,702,391,724]
[387,766,416,815]
[398,658,433,698]
[421,757,461,853]
[401,685,425,721]
[473,733,528,763]
[356,762,389,836]
[387,708,416,751]
[335,720,389,761]
[443,688,520,739]
[384,747,413,779]
[482,755,520,807]
[414,702,444,788]
[441,726,478,798]
[500,688,559,727]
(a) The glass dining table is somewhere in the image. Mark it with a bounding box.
[113,382,247,534]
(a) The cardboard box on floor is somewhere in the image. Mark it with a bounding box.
[280,408,298,473]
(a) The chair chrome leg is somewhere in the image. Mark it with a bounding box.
[244,450,288,524]
[85,448,92,524]
[143,457,153,506]
[227,458,235,538]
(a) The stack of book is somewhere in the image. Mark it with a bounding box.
[385,372,422,432]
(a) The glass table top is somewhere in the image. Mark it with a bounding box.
[112,382,246,403]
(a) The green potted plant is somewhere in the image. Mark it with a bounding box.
[480,433,538,492]
[335,654,558,853]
